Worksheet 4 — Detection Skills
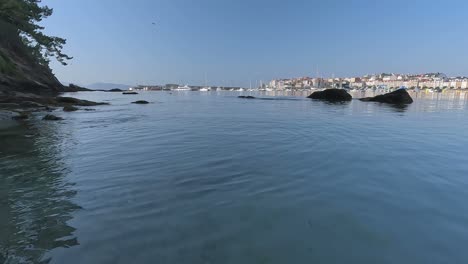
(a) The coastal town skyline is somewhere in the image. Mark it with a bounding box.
[127,72,468,91]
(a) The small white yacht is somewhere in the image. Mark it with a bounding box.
[200,73,211,92]
[173,85,191,91]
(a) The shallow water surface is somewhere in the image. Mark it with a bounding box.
[1,91,468,263]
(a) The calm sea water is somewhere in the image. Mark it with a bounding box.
[1,91,468,264]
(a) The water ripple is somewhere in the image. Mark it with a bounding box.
[1,91,468,263]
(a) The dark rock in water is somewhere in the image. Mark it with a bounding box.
[0,103,20,109]
[43,114,63,121]
[123,91,138,95]
[63,105,79,112]
[360,89,413,104]
[0,95,108,111]
[56,97,108,106]
[63,84,93,92]
[238,96,256,99]
[0,111,15,125]
[12,112,29,120]
[307,89,352,101]
[56,97,84,104]
[132,100,149,104]
[19,101,45,108]
[108,88,123,92]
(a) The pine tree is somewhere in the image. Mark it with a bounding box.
[0,0,72,66]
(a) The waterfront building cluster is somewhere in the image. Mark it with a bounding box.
[268,73,468,90]
[131,84,243,91]
[268,77,327,90]
[129,73,468,92]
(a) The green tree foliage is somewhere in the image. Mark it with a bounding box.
[0,0,72,65]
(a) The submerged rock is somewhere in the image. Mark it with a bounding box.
[43,114,63,121]
[0,103,20,109]
[238,96,256,99]
[307,89,352,101]
[55,97,80,104]
[19,101,45,108]
[12,112,29,120]
[63,84,93,92]
[132,100,149,104]
[0,111,17,129]
[56,97,108,106]
[123,91,138,95]
[63,105,79,112]
[360,89,413,104]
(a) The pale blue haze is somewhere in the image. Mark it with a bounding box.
[41,0,468,86]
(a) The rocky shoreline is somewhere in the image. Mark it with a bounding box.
[0,90,108,123]
[1,87,416,127]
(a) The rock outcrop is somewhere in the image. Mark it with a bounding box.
[12,112,29,120]
[0,110,18,129]
[132,100,149,104]
[0,20,64,96]
[359,89,413,104]
[307,89,352,101]
[0,8,109,120]
[55,97,108,106]
[62,84,93,92]
[19,101,46,108]
[0,96,108,113]
[43,114,63,121]
[63,105,79,112]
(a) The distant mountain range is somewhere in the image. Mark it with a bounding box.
[86,83,133,90]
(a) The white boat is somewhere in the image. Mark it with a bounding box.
[173,85,191,91]
[239,88,245,92]
[216,87,223,91]
[200,73,211,91]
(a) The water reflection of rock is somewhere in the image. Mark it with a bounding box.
[0,122,80,263]
[386,103,409,113]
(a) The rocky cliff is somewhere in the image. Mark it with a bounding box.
[0,20,64,96]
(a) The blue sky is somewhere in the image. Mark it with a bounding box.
[42,0,468,87]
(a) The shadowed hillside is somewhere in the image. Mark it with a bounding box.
[0,20,64,96]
